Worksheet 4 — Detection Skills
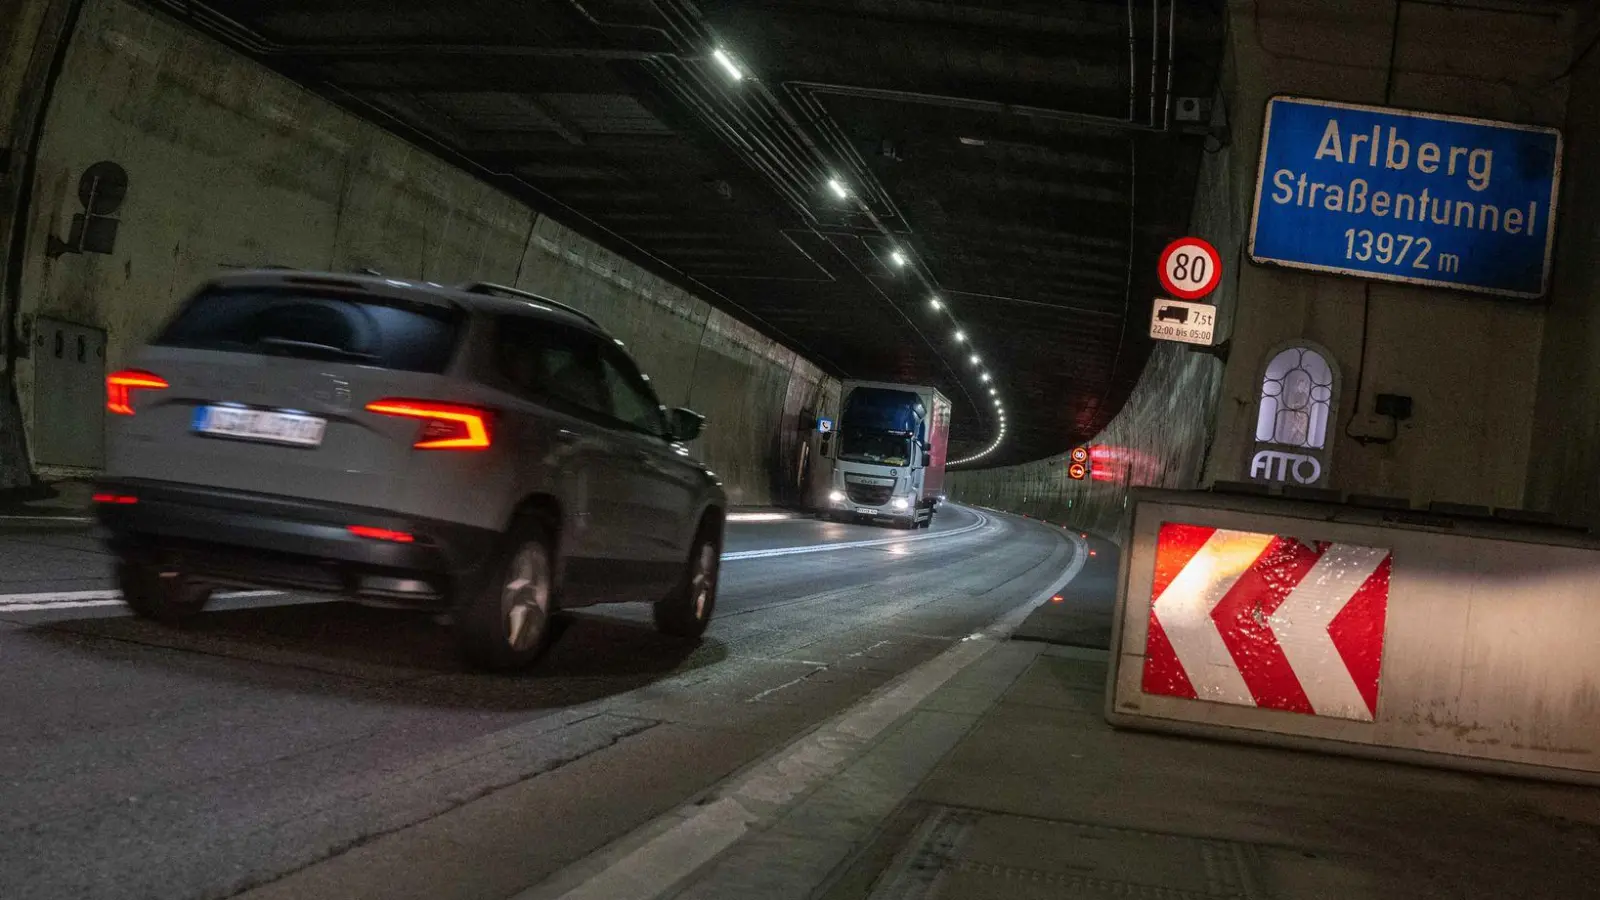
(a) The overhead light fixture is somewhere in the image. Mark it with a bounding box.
[929,296,943,310]
[712,47,745,82]
[980,372,990,382]
[969,354,980,365]
[994,399,1002,408]
[953,330,965,342]
[988,387,996,396]
[890,249,908,267]
[828,178,849,199]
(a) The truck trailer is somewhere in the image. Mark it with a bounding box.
[821,380,950,529]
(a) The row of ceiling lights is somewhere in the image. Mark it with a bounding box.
[710,44,1004,462]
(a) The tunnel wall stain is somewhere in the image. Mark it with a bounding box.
[7,0,837,505]
[947,341,1222,541]
[1527,3,1600,531]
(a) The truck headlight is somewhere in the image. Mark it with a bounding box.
[829,491,846,504]
[891,497,910,511]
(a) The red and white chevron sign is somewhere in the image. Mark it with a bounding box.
[1141,523,1392,721]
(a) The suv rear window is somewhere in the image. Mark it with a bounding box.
[155,287,463,373]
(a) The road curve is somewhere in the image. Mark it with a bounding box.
[0,505,1080,900]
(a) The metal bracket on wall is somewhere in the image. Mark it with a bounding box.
[1186,338,1231,364]
[45,161,127,259]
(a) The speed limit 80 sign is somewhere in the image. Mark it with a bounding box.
[1158,237,1223,300]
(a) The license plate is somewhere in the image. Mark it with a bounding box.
[193,406,327,447]
[856,507,879,516]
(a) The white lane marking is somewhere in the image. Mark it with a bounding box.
[1151,529,1272,707]
[744,666,828,703]
[724,512,795,523]
[721,511,988,562]
[537,526,1087,900]
[0,600,125,612]
[1268,543,1386,720]
[0,515,92,523]
[0,589,281,611]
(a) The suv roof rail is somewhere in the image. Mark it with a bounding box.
[458,282,602,329]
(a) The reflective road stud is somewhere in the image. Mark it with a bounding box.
[1142,522,1392,721]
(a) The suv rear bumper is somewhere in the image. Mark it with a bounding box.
[94,479,500,607]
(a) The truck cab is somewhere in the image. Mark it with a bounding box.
[820,381,949,529]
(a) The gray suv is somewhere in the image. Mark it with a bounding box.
[95,270,726,670]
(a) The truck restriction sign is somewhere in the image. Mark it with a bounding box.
[1150,298,1217,346]
[1159,237,1223,299]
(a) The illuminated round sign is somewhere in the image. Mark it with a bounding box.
[1068,462,1088,481]
[1069,446,1089,464]
[1158,237,1223,300]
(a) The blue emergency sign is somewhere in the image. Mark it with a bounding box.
[817,417,834,434]
[1249,96,1562,299]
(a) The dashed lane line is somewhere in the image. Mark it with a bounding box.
[0,589,280,612]
[0,507,992,611]
[720,510,991,562]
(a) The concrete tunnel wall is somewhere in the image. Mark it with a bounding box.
[0,0,839,506]
[953,0,1589,538]
[1202,0,1571,511]
[1528,4,1600,532]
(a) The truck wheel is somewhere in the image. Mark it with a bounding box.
[117,556,213,624]
[456,521,555,672]
[655,530,719,638]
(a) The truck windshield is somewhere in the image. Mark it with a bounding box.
[839,431,912,466]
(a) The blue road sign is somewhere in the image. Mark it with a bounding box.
[817,417,834,434]
[1249,96,1562,299]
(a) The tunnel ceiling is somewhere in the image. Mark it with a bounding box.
[149,0,1226,467]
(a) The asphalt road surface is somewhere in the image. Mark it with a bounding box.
[0,505,1083,900]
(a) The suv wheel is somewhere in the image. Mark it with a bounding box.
[456,523,554,671]
[655,531,719,638]
[117,556,213,624]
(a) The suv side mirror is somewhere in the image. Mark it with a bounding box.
[668,408,705,442]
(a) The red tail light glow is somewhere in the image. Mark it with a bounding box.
[365,399,493,450]
[106,370,168,415]
[92,493,138,505]
[347,525,416,543]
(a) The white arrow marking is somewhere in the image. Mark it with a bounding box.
[1152,529,1275,706]
[1268,543,1387,720]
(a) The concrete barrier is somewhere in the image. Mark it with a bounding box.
[1106,488,1600,784]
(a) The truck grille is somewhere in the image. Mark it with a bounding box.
[846,483,893,506]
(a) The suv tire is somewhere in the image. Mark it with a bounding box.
[456,522,555,672]
[654,530,719,638]
[117,556,213,624]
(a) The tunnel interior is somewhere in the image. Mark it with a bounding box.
[141,0,1228,467]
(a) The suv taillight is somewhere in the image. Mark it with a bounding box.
[366,399,493,450]
[106,370,168,415]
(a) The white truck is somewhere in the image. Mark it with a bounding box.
[820,380,950,529]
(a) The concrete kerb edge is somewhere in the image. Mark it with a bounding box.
[520,516,1090,900]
